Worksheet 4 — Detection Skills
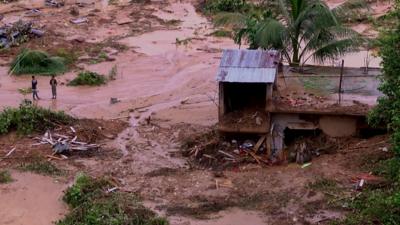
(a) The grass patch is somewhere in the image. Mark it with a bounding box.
[54,48,79,66]
[299,76,336,96]
[58,173,169,225]
[308,178,339,193]
[203,0,249,14]
[0,170,12,183]
[209,29,232,37]
[20,157,64,176]
[68,71,106,86]
[0,104,73,135]
[9,49,67,75]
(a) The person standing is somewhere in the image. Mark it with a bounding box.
[31,76,40,100]
[49,75,58,99]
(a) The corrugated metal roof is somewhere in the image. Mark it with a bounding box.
[216,67,276,83]
[219,49,280,68]
[216,49,280,83]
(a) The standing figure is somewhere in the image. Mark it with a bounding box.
[49,75,58,99]
[32,76,40,100]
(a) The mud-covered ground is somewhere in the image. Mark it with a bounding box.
[0,0,394,224]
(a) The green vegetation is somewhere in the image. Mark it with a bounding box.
[336,2,400,224]
[0,104,73,135]
[203,0,248,14]
[9,49,67,75]
[0,170,12,183]
[20,157,64,176]
[17,87,32,98]
[209,29,232,37]
[335,0,370,24]
[54,48,79,66]
[212,0,363,66]
[308,178,339,193]
[68,71,107,86]
[58,173,169,225]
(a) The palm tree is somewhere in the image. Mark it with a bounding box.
[216,0,364,66]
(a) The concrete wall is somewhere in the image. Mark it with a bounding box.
[319,115,357,137]
[269,113,358,151]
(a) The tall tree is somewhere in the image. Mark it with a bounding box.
[216,0,363,66]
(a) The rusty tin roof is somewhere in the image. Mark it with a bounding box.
[216,49,280,83]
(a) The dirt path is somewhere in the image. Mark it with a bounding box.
[0,171,67,225]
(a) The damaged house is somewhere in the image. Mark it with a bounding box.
[216,49,383,160]
[217,49,280,134]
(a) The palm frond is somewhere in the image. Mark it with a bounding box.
[308,38,360,64]
[255,18,288,51]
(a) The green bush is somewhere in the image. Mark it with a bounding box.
[0,104,73,135]
[0,170,12,183]
[9,49,67,75]
[204,0,248,13]
[68,71,106,86]
[342,3,400,225]
[54,48,79,66]
[58,174,169,225]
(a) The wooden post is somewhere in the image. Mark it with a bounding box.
[338,60,344,104]
[266,83,273,111]
[218,82,225,121]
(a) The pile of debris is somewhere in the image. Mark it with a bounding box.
[182,133,273,169]
[220,109,267,127]
[33,127,99,157]
[0,20,44,49]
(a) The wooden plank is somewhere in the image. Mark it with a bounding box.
[248,151,261,164]
[253,136,266,153]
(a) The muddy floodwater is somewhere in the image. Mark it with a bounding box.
[0,171,67,225]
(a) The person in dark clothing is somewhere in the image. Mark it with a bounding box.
[31,76,40,100]
[49,75,58,99]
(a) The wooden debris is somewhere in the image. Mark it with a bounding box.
[46,155,64,160]
[253,136,266,153]
[35,130,99,155]
[0,147,16,161]
[218,150,235,160]
[248,151,261,164]
[5,147,16,157]
[70,126,76,133]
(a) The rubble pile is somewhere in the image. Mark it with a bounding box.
[182,132,271,169]
[286,135,337,164]
[0,20,44,49]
